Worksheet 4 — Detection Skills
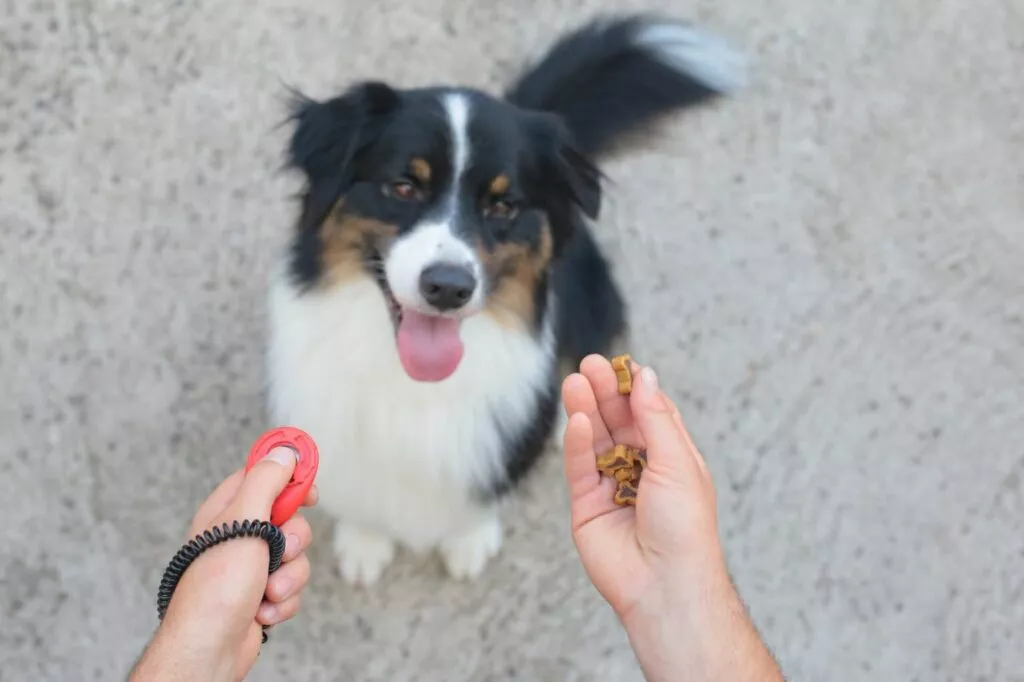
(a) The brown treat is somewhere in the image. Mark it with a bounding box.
[613,467,635,484]
[611,354,634,395]
[596,444,644,476]
[596,443,648,507]
[613,480,638,506]
[596,444,634,475]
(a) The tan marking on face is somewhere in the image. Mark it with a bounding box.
[409,158,432,184]
[480,221,555,330]
[319,202,398,285]
[488,174,510,195]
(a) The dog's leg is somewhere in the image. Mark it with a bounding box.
[439,506,503,580]
[333,522,397,587]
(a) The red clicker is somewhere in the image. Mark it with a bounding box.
[244,426,320,527]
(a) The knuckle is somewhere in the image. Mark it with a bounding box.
[286,594,303,616]
[292,554,311,581]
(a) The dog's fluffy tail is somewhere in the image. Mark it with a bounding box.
[504,14,746,158]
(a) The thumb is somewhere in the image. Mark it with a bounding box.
[630,367,700,483]
[235,446,298,520]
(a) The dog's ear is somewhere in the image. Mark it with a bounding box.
[526,112,603,252]
[287,81,400,229]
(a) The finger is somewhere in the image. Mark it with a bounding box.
[265,553,310,603]
[562,372,612,449]
[629,367,701,483]
[563,412,621,531]
[563,411,599,501]
[188,468,245,537]
[234,446,298,520]
[303,484,319,508]
[580,355,644,449]
[257,593,302,626]
[278,513,313,563]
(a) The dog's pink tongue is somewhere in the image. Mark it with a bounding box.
[396,310,464,382]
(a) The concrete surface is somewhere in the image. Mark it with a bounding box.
[2,1,1022,680]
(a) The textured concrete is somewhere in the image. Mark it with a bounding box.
[2,1,1023,680]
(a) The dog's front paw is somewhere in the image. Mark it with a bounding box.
[439,512,503,581]
[333,524,396,587]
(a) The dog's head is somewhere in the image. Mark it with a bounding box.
[286,81,601,382]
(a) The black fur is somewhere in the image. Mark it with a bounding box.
[281,14,742,501]
[286,82,401,289]
[506,14,739,367]
[480,377,562,501]
[490,15,741,497]
[505,14,729,158]
[552,226,627,366]
[285,85,594,308]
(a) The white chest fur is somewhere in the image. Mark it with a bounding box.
[266,265,555,582]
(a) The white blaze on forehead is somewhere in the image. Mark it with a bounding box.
[442,92,471,202]
[383,91,484,315]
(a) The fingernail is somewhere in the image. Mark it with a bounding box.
[287,533,300,556]
[640,367,659,394]
[260,603,278,621]
[266,446,298,467]
[274,579,292,599]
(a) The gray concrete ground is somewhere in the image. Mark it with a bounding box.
[2,1,1022,680]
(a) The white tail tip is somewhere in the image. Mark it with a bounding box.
[632,20,749,94]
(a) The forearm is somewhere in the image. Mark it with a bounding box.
[622,565,784,682]
[128,621,234,682]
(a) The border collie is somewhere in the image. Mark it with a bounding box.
[267,14,745,585]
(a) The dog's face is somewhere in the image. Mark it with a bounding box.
[287,82,601,382]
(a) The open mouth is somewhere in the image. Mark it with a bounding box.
[366,249,466,383]
[367,249,403,327]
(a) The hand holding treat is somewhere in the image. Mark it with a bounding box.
[561,355,783,682]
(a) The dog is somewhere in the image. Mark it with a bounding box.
[267,14,745,585]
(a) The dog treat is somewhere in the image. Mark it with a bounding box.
[595,354,646,505]
[596,443,647,507]
[613,466,637,484]
[614,480,639,506]
[596,443,634,474]
[611,354,634,395]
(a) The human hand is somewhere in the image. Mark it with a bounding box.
[131,447,318,682]
[562,355,783,682]
[562,354,723,621]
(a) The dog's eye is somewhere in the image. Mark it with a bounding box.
[386,179,424,201]
[484,197,517,220]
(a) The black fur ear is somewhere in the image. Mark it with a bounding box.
[556,142,602,220]
[526,112,604,252]
[287,81,399,229]
[287,81,398,179]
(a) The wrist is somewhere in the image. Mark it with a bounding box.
[619,552,781,682]
[131,618,235,682]
[618,558,730,673]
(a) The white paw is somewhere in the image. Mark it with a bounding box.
[333,524,396,587]
[440,513,503,581]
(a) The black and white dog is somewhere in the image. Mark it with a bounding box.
[267,14,744,585]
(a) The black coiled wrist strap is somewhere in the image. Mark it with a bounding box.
[157,519,286,644]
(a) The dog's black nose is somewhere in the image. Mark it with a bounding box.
[419,263,476,311]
